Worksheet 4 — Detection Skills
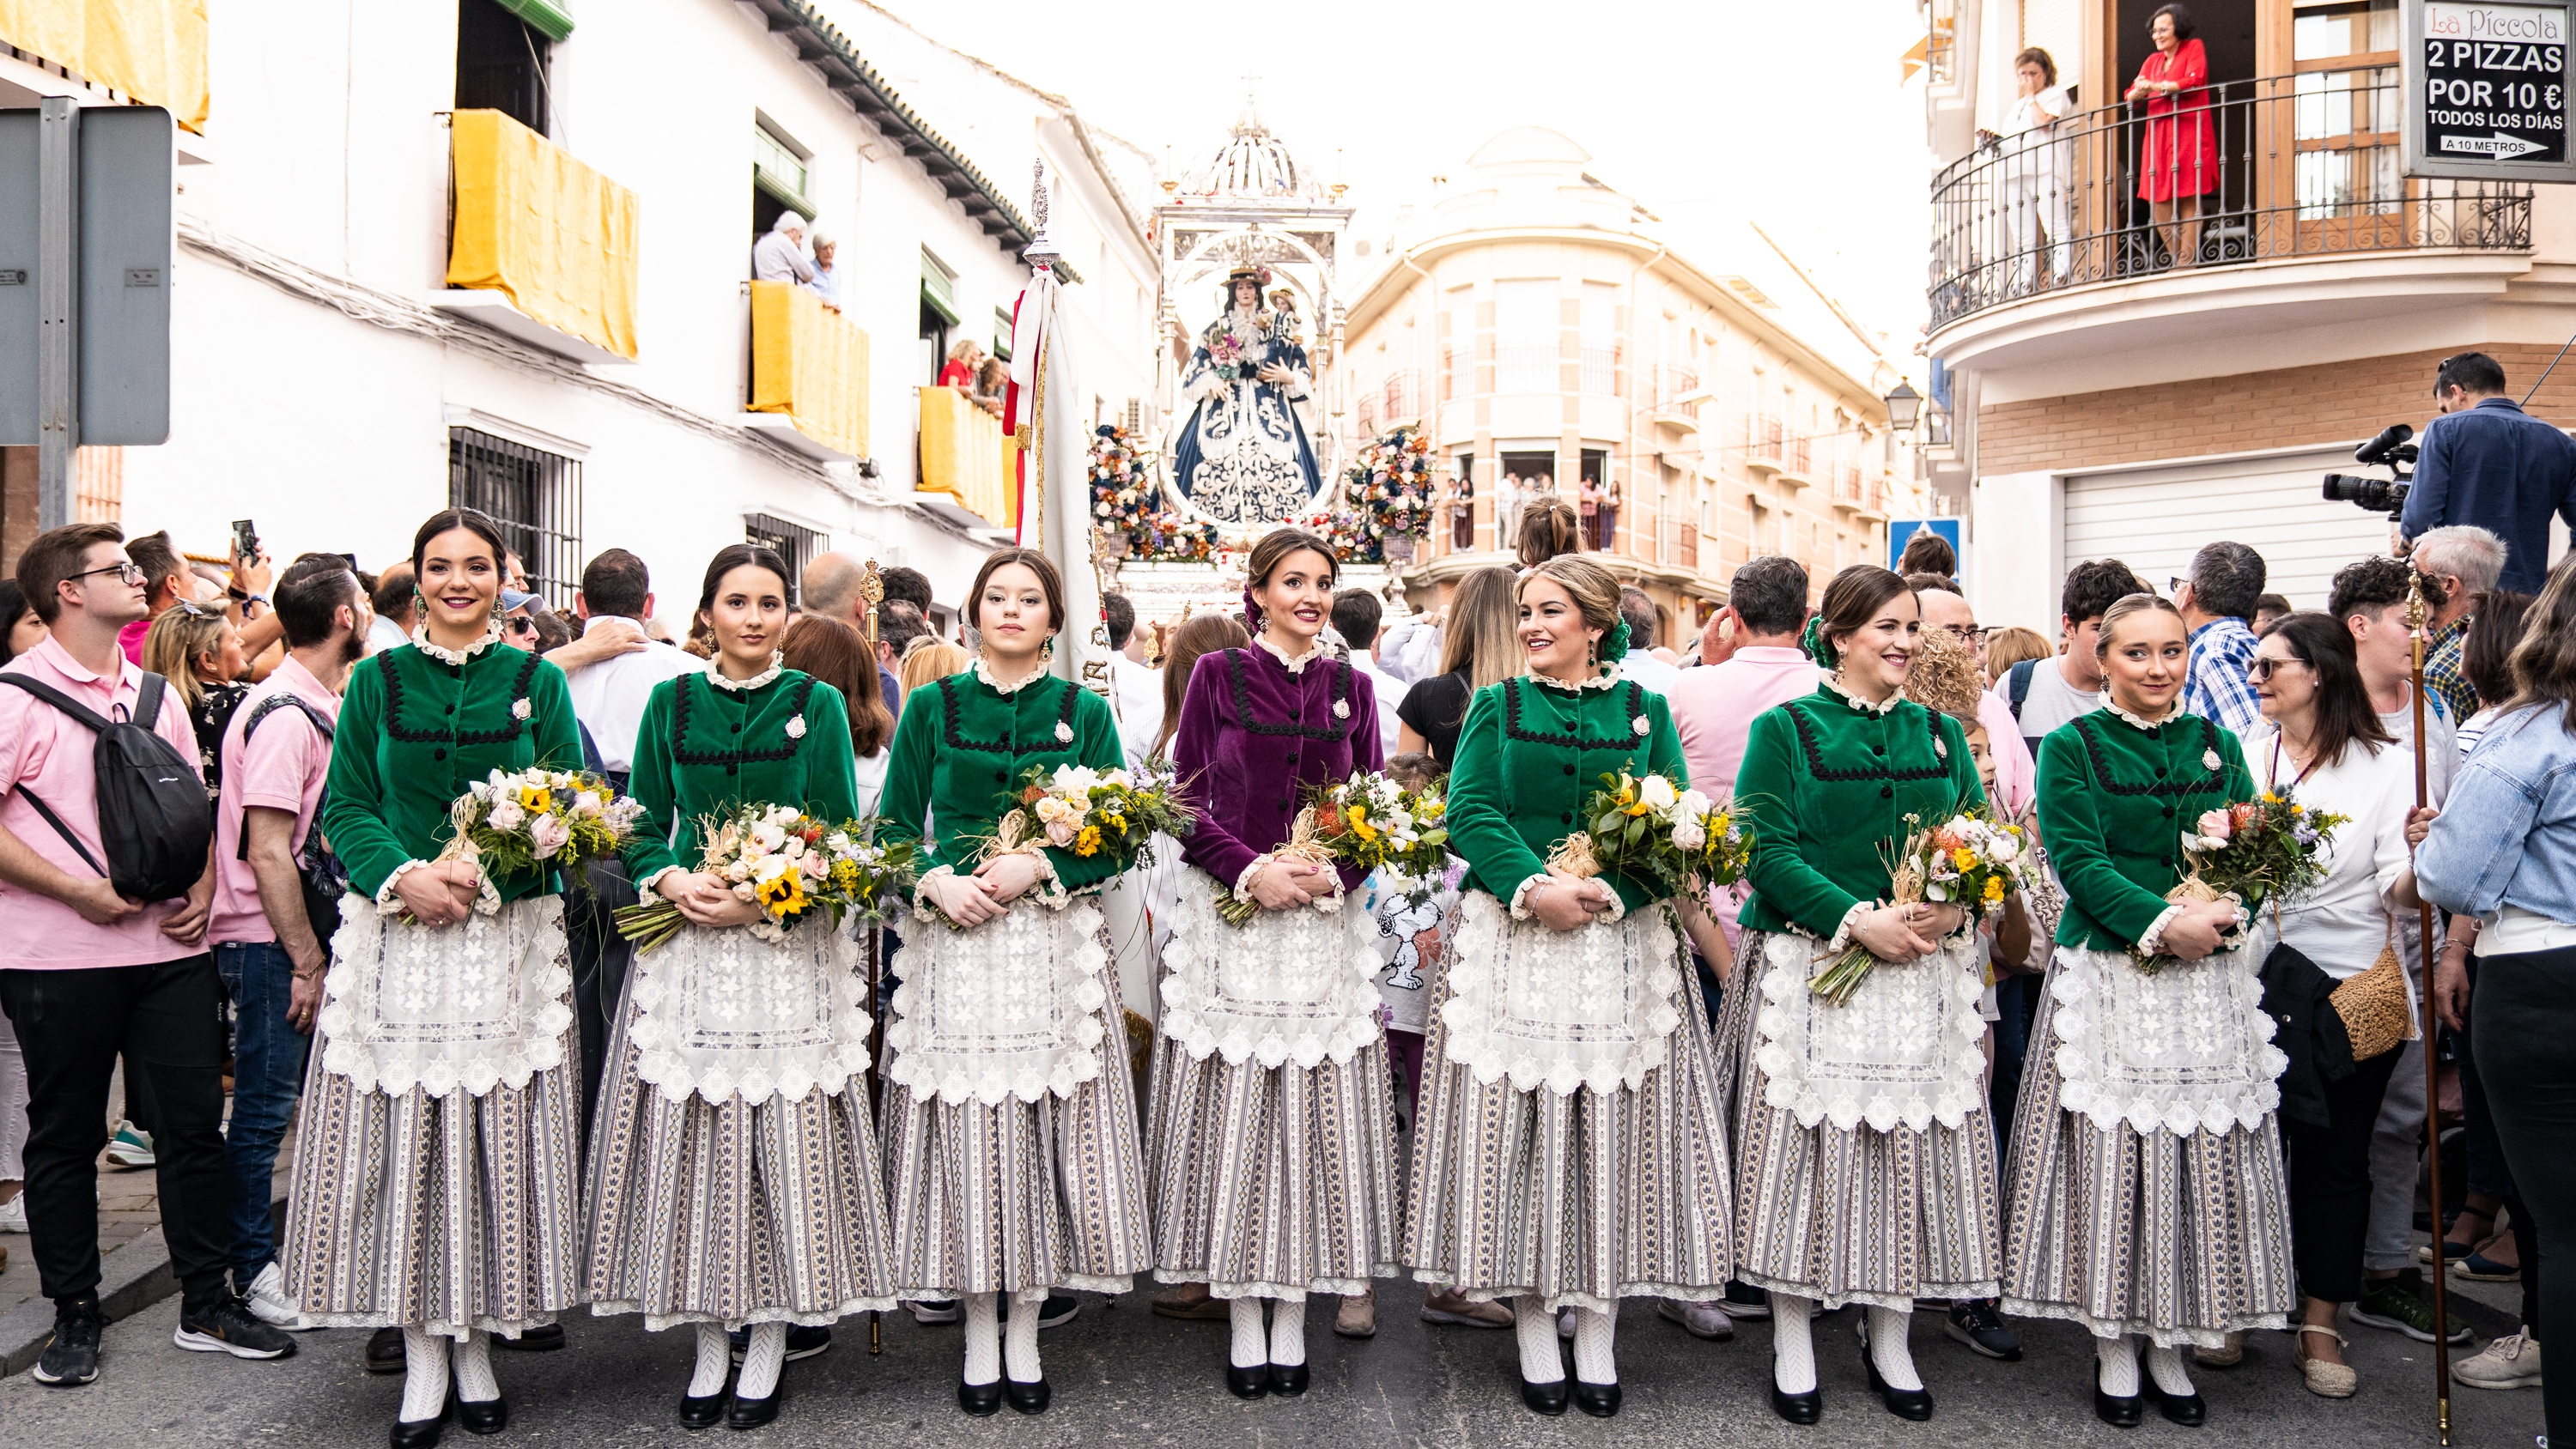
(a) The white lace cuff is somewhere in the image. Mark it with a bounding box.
[909,864,961,925]
[2136,902,2190,956]
[1509,871,1550,920]
[1822,899,1871,954]
[1024,849,1072,910]
[1236,852,1281,900]
[636,864,685,898]
[375,859,434,911]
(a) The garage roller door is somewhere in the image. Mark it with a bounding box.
[2063,449,2394,612]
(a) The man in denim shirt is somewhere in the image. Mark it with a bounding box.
[2402,352,2576,595]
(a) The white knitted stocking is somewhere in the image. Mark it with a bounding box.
[1004,1294,1042,1384]
[1230,1296,1267,1368]
[451,1330,497,1404]
[1866,1306,1922,1391]
[1771,1292,1818,1395]
[1514,1295,1564,1385]
[398,1328,450,1422]
[1268,1296,1306,1367]
[962,1293,1001,1385]
[2145,1343,2195,1397]
[688,1323,730,1397]
[735,1322,785,1400]
[1571,1307,1617,1384]
[2096,1333,2141,1396]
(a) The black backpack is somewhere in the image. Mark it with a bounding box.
[0,671,214,902]
[234,692,348,943]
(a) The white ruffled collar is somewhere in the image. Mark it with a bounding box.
[706,652,785,693]
[974,654,1050,695]
[1824,672,1903,715]
[1253,628,1334,674]
[1527,664,1623,693]
[410,623,501,665]
[2099,692,2184,730]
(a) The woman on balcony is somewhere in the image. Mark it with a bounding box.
[936,338,982,391]
[1152,526,1397,1399]
[1406,555,1731,1420]
[2129,3,2218,270]
[1984,47,2072,294]
[1173,264,1321,524]
[876,547,1151,1418]
[583,545,894,1432]
[1718,566,1999,1425]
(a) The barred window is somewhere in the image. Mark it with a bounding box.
[447,427,582,607]
[744,513,825,605]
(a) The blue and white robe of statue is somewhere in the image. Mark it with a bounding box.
[1172,307,1321,524]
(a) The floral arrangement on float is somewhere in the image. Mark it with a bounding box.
[614,804,918,951]
[1089,423,1225,564]
[1343,425,1436,562]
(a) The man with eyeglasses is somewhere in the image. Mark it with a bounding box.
[2402,351,2576,595]
[0,524,297,1387]
[2172,540,2267,733]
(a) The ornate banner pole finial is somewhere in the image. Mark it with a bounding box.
[1024,158,1059,262]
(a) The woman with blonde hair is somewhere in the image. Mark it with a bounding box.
[1407,554,1729,1418]
[143,600,248,798]
[937,337,983,391]
[898,638,969,700]
[1394,567,1519,767]
[1983,626,2054,691]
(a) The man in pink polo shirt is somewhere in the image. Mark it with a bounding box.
[208,556,368,1332]
[0,524,294,1386]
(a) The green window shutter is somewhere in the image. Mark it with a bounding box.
[752,127,813,219]
[920,251,960,326]
[495,0,574,43]
[991,306,1014,361]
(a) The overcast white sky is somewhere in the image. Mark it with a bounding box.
[867,0,1935,355]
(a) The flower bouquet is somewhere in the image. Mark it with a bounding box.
[1215,771,1451,926]
[614,803,919,952]
[2129,788,2348,973]
[1807,808,2036,1006]
[983,762,1194,876]
[415,767,641,919]
[1546,770,1754,901]
[1207,332,1246,384]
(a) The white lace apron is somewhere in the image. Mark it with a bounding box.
[2049,939,2286,1137]
[623,922,872,1107]
[315,894,573,1099]
[884,900,1112,1106]
[1157,870,1382,1070]
[1752,932,1989,1134]
[1435,893,1686,1097]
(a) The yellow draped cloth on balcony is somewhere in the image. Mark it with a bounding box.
[918,385,1014,527]
[0,0,209,132]
[447,109,641,362]
[749,281,870,460]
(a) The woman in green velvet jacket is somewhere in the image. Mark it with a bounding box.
[873,548,1150,1419]
[1405,556,1730,1422]
[283,509,586,1444]
[580,543,895,1430]
[2001,593,2293,1430]
[1719,564,1995,1426]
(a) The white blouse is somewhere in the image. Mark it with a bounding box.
[2242,723,2421,979]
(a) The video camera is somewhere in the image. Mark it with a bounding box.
[2321,424,2416,516]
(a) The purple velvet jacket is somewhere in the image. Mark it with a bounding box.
[1172,641,1386,894]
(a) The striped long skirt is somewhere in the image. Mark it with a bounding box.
[1719,931,2003,1309]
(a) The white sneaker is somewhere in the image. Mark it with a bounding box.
[0,1194,26,1233]
[242,1262,315,1331]
[1658,1298,1735,1340]
[2455,1328,2545,1391]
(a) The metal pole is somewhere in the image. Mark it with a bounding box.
[36,96,78,528]
[2405,573,2454,1446]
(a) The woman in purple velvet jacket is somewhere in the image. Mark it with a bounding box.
[1153,527,1398,1399]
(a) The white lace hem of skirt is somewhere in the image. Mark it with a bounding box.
[1410,1270,1728,1316]
[297,1310,557,1339]
[586,1295,896,1331]
[2001,1296,2288,1350]
[1151,1266,1396,1301]
[1737,1268,2000,1314]
[895,1273,1132,1304]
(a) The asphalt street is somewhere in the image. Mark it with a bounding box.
[0,1273,2545,1448]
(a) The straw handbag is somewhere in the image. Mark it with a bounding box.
[2329,927,2417,1063]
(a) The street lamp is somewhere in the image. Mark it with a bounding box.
[1883,380,1923,432]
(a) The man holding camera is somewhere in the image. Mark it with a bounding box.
[2403,352,2576,594]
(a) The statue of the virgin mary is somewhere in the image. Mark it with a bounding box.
[1171,263,1321,523]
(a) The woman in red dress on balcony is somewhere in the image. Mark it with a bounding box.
[2129,3,2217,270]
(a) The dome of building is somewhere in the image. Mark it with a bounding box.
[1181,94,1326,201]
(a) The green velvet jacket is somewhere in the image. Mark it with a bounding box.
[321,640,583,902]
[1443,673,1687,914]
[878,667,1126,893]
[621,666,860,886]
[1735,683,1985,939]
[2035,706,2256,950]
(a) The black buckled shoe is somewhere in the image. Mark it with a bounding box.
[2094,1384,2144,1428]
[957,1379,1003,1416]
[389,1397,451,1449]
[725,1383,781,1430]
[453,1391,507,1437]
[1519,1374,1569,1416]
[494,1323,563,1352]
[1770,1381,1823,1424]
[2142,1377,2207,1427]
[1861,1335,1934,1421]
[1227,1363,1268,1399]
[1267,1361,1309,1397]
[678,1385,729,1429]
[1004,1376,1051,1415]
[1572,1379,1622,1417]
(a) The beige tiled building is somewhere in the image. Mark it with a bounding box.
[1340,128,1922,642]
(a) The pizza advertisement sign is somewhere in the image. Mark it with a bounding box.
[2404,0,2576,182]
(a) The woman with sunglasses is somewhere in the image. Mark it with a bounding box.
[279,508,588,1447]
[2002,594,2292,1429]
